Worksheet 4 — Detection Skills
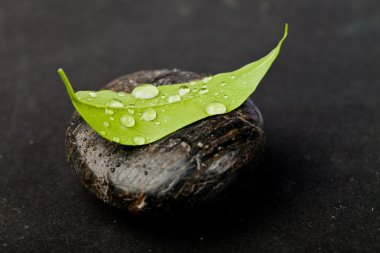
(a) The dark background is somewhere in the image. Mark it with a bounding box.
[0,0,379,252]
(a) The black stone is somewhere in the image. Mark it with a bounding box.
[65,69,265,215]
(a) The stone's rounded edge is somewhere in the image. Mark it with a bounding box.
[65,69,265,215]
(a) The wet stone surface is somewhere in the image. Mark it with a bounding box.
[66,69,265,215]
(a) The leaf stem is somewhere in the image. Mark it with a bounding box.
[58,68,77,102]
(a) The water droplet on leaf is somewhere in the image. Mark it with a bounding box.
[141,108,157,121]
[178,85,190,96]
[120,114,135,127]
[103,121,110,127]
[89,91,97,97]
[203,77,212,83]
[108,100,124,108]
[113,137,120,142]
[133,136,146,145]
[199,88,208,95]
[205,102,227,115]
[132,84,159,99]
[168,94,181,103]
[105,108,114,115]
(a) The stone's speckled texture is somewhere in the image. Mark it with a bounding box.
[65,69,265,215]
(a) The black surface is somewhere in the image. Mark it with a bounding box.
[0,0,379,252]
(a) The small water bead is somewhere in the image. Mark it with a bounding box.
[109,117,114,121]
[105,108,114,115]
[192,88,198,92]
[133,136,146,145]
[155,121,160,125]
[99,131,106,136]
[190,81,196,86]
[161,95,166,99]
[221,82,227,87]
[141,108,157,121]
[178,85,190,96]
[199,88,209,95]
[89,91,97,97]
[230,75,236,80]
[132,84,159,99]
[103,121,110,127]
[117,92,125,97]
[223,95,228,99]
[128,109,135,115]
[168,94,181,103]
[214,92,219,96]
[108,100,124,108]
[205,102,227,115]
[120,114,135,127]
[113,137,120,142]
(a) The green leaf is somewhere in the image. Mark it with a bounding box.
[59,24,288,146]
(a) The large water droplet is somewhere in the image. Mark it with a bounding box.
[103,121,110,127]
[89,91,97,97]
[199,88,208,95]
[133,136,145,145]
[205,102,227,115]
[178,85,190,96]
[168,94,181,103]
[108,100,124,108]
[105,108,114,115]
[141,108,157,121]
[120,114,135,127]
[132,84,159,99]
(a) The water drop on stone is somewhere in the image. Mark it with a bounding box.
[205,102,227,115]
[199,88,208,95]
[105,108,114,115]
[108,100,124,108]
[141,108,157,121]
[89,91,97,97]
[120,114,135,127]
[178,85,190,96]
[168,94,181,103]
[132,84,159,99]
[103,121,110,127]
[133,136,145,145]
